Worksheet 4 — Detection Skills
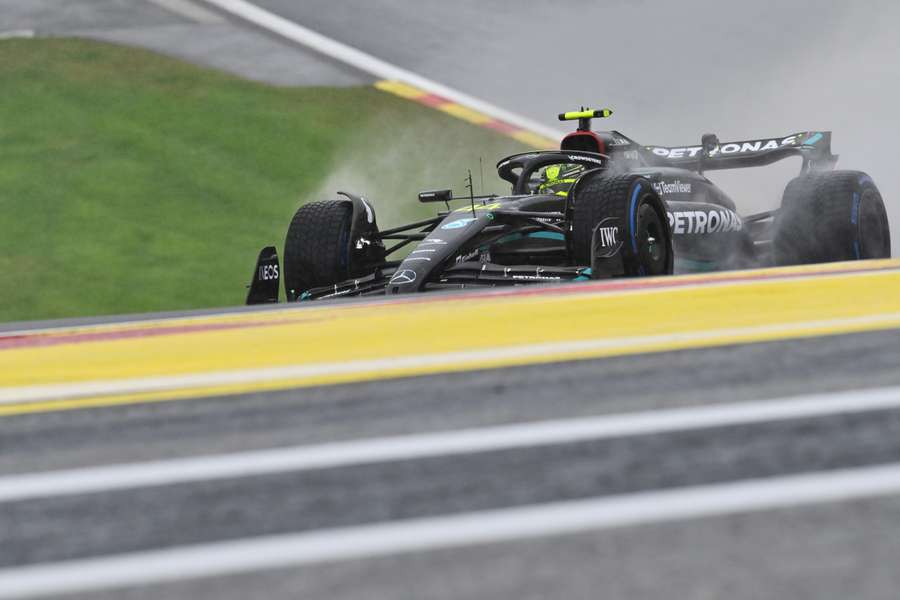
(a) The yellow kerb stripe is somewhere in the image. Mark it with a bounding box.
[1,262,900,416]
[374,80,426,99]
[374,80,556,149]
[437,103,493,125]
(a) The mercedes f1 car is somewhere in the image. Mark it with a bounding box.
[246,108,891,303]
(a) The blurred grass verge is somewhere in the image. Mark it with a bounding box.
[0,38,528,322]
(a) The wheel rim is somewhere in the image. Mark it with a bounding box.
[859,189,890,258]
[636,200,669,275]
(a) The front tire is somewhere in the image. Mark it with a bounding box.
[572,174,673,276]
[283,200,355,299]
[774,171,891,265]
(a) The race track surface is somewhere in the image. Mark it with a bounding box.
[0,0,369,86]
[3,262,900,599]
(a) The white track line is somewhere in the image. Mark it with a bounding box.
[198,0,563,140]
[2,385,900,503]
[3,310,900,406]
[147,0,223,23]
[4,462,900,598]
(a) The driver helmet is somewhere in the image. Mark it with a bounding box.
[538,163,583,196]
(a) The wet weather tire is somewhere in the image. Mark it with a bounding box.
[283,200,354,299]
[774,171,891,265]
[572,174,673,276]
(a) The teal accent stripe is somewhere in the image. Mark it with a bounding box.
[527,231,566,241]
[494,231,565,245]
[495,233,523,245]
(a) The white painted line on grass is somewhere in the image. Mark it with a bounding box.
[147,0,223,23]
[198,0,563,140]
[2,385,900,502]
[3,309,900,406]
[4,462,900,598]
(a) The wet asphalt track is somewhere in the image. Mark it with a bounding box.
[0,0,370,86]
[3,1,900,598]
[3,327,900,599]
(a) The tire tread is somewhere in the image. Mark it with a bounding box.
[283,200,352,295]
[775,170,887,264]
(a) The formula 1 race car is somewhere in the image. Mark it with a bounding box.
[246,108,891,303]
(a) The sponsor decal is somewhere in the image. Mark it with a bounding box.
[652,180,692,195]
[512,267,561,281]
[411,248,436,253]
[649,134,801,159]
[421,238,448,245]
[257,264,279,281]
[609,137,631,146]
[666,209,743,235]
[623,150,640,161]
[511,274,562,281]
[441,218,477,230]
[593,217,624,258]
[651,146,703,158]
[597,227,618,247]
[568,154,604,165]
[389,269,417,284]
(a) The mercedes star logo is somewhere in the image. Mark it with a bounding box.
[390,269,417,284]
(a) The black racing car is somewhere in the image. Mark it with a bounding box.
[246,108,891,303]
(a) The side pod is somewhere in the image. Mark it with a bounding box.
[246,246,280,305]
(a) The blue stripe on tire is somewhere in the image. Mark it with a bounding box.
[629,183,641,253]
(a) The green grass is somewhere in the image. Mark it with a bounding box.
[0,38,528,322]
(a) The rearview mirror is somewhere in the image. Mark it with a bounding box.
[418,189,453,203]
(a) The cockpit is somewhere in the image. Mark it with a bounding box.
[496,151,606,196]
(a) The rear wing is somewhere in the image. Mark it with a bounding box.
[643,131,838,172]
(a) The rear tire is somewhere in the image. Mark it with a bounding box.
[572,174,673,276]
[283,200,354,299]
[774,171,890,265]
